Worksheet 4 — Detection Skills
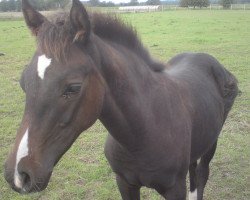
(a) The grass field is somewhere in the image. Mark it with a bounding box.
[0,10,249,200]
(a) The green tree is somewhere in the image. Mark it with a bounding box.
[27,0,70,10]
[28,0,46,10]
[180,0,189,7]
[195,0,209,8]
[0,0,16,11]
[130,0,139,5]
[16,0,22,11]
[0,0,8,12]
[89,0,100,6]
[99,1,115,7]
[146,0,161,5]
[8,0,16,11]
[220,0,234,8]
[54,0,70,8]
[180,0,209,8]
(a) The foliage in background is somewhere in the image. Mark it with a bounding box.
[130,0,139,6]
[146,0,162,5]
[180,0,210,8]
[220,0,234,8]
[87,0,161,7]
[87,0,115,7]
[0,0,70,12]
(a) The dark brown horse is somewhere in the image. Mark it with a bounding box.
[4,0,238,199]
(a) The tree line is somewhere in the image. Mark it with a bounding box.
[179,0,240,8]
[86,0,161,7]
[1,0,250,12]
[0,0,70,11]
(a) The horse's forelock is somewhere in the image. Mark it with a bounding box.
[37,13,73,62]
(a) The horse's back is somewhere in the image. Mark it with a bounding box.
[166,52,238,117]
[165,53,238,161]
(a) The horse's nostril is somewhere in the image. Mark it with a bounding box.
[20,171,31,190]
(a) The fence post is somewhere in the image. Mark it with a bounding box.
[244,4,245,10]
[210,4,212,10]
[231,4,233,10]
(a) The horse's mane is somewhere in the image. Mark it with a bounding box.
[37,12,164,71]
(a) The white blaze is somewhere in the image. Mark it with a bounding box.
[189,189,197,200]
[14,128,29,189]
[37,54,51,79]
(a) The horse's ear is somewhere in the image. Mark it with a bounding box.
[70,0,91,44]
[22,0,46,36]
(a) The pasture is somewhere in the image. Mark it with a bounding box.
[0,10,249,199]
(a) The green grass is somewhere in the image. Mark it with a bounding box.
[0,10,249,200]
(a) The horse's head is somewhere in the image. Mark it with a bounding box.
[4,0,105,193]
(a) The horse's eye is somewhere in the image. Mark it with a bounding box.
[62,83,81,99]
[67,84,81,93]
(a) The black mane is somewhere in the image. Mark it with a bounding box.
[38,11,164,71]
[92,13,164,72]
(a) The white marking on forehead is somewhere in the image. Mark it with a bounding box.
[37,54,51,79]
[189,189,197,200]
[14,128,29,189]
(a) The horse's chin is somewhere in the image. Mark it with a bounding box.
[13,179,50,194]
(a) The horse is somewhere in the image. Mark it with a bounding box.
[4,0,238,199]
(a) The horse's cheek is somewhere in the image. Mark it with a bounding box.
[77,74,104,130]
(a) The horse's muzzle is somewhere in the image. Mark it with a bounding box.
[4,159,52,194]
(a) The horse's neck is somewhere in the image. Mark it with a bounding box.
[96,38,166,151]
